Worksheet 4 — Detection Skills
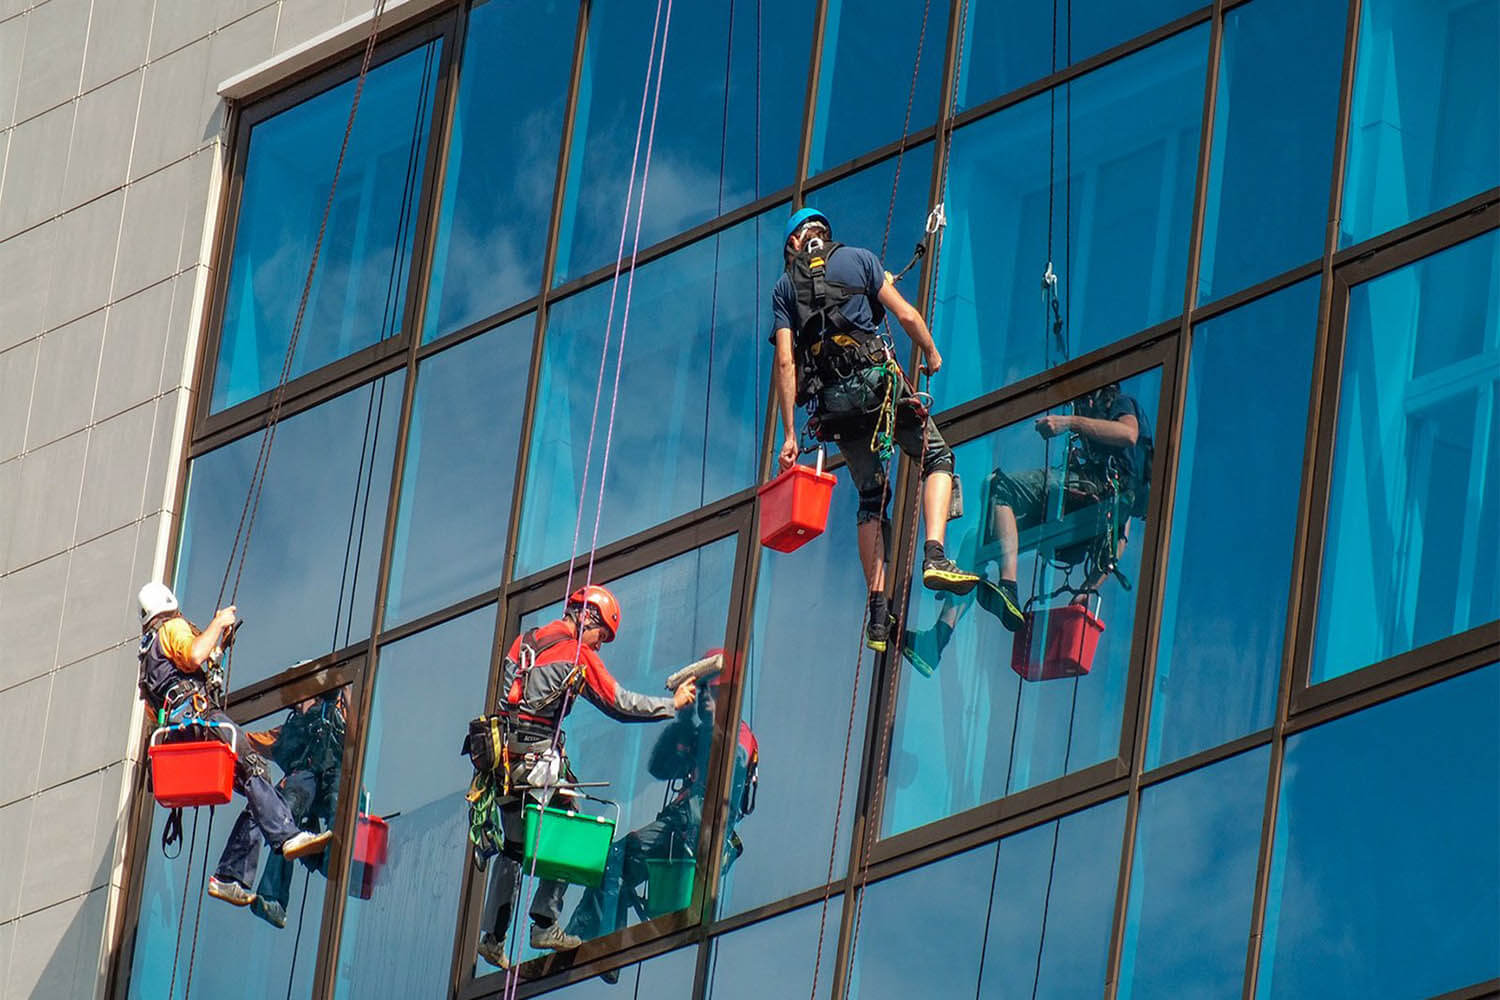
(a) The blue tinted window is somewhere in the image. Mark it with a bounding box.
[386,316,531,626]
[1150,281,1317,767]
[804,143,934,281]
[978,797,1126,997]
[534,946,698,998]
[887,370,1160,837]
[554,0,810,282]
[1258,665,1500,998]
[960,0,1203,109]
[1198,0,1346,301]
[1340,0,1499,246]
[1119,748,1267,999]
[720,484,870,917]
[1314,231,1499,682]
[333,607,496,999]
[517,211,781,577]
[706,897,842,999]
[810,0,947,172]
[213,43,440,412]
[422,0,576,341]
[126,696,350,999]
[175,375,402,689]
[932,29,1205,408]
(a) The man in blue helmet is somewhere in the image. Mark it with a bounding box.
[770,208,978,652]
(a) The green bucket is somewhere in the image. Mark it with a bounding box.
[643,857,696,917]
[521,802,617,888]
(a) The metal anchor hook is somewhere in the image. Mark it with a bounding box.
[925,202,947,235]
[1041,261,1059,301]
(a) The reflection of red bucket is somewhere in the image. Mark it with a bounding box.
[757,464,837,552]
[1010,604,1104,682]
[349,814,388,900]
[149,740,236,808]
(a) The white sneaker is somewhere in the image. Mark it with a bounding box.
[280,829,333,860]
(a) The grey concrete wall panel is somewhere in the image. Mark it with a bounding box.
[131,39,212,180]
[0,98,74,238]
[276,0,356,54]
[0,221,57,352]
[25,311,104,451]
[11,0,89,124]
[80,0,154,93]
[0,673,50,805]
[0,796,31,923]
[114,152,207,300]
[0,340,39,461]
[42,190,123,332]
[37,648,139,790]
[0,12,27,131]
[62,72,145,208]
[0,550,68,691]
[17,767,111,914]
[7,430,88,571]
[74,400,157,543]
[92,279,174,424]
[56,521,142,667]
[4,885,109,1000]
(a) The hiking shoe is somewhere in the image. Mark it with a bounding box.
[206,876,255,907]
[866,612,893,653]
[477,933,511,970]
[250,896,287,929]
[281,829,333,860]
[530,923,583,952]
[922,556,979,595]
[901,628,941,678]
[976,579,1026,632]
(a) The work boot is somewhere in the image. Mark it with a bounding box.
[530,923,583,952]
[206,876,255,907]
[476,933,511,970]
[977,579,1026,632]
[866,612,894,653]
[921,541,978,595]
[281,829,334,861]
[902,628,942,678]
[250,896,287,929]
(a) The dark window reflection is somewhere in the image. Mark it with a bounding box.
[706,896,842,1000]
[931,29,1205,408]
[386,317,531,626]
[1119,748,1267,998]
[422,0,577,340]
[175,375,403,690]
[536,945,698,998]
[126,692,352,999]
[888,370,1159,836]
[1259,665,1499,998]
[332,606,496,999]
[517,211,781,577]
[1150,281,1317,767]
[554,0,810,282]
[212,43,440,412]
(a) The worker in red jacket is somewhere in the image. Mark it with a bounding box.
[476,584,697,969]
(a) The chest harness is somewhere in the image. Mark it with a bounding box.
[137,621,224,725]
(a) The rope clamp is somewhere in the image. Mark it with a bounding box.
[1042,261,1058,296]
[925,203,947,235]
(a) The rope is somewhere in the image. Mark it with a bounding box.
[284,866,315,1000]
[879,0,935,262]
[164,805,200,999]
[178,804,216,999]
[1029,675,1082,999]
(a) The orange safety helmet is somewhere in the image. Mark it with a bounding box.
[568,584,622,642]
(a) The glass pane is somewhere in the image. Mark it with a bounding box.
[1258,664,1500,998]
[175,375,403,690]
[1313,231,1499,682]
[386,317,531,626]
[932,29,1205,409]
[978,797,1127,997]
[706,897,842,1000]
[1119,748,1267,999]
[1340,0,1500,246]
[1150,281,1317,767]
[810,0,947,172]
[719,484,870,917]
[887,371,1160,836]
[1198,0,1346,301]
[475,539,737,971]
[126,693,352,999]
[213,43,441,412]
[846,844,995,999]
[517,211,781,577]
[422,0,577,340]
[531,946,698,998]
[960,0,1203,110]
[803,142,935,286]
[332,606,496,999]
[553,0,811,282]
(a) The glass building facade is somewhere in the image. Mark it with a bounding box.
[113,0,1499,997]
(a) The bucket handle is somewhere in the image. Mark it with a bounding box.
[532,795,620,828]
[814,446,825,475]
[150,719,238,750]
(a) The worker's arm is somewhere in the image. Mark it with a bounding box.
[774,327,800,472]
[186,606,237,669]
[877,278,941,375]
[580,655,696,722]
[1034,412,1139,449]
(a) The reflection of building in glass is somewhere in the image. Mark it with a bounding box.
[0,0,1494,997]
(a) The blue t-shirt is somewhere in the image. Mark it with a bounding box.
[769,245,887,342]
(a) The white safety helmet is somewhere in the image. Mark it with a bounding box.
[138,581,179,622]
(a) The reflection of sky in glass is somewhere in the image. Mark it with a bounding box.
[804,143,933,279]
[886,369,1160,837]
[706,896,842,1000]
[530,944,698,999]
[1258,665,1499,999]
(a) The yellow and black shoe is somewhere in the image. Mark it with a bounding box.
[901,628,941,678]
[922,556,979,596]
[976,579,1026,632]
[866,612,893,653]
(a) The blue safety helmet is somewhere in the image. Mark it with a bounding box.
[784,207,831,245]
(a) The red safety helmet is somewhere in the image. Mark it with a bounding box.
[568,584,622,642]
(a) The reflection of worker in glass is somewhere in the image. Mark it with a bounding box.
[475,586,697,970]
[565,660,759,950]
[245,690,349,928]
[904,384,1152,673]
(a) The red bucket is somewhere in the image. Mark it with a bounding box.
[148,723,238,808]
[758,462,837,552]
[1010,604,1104,682]
[349,814,389,900]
